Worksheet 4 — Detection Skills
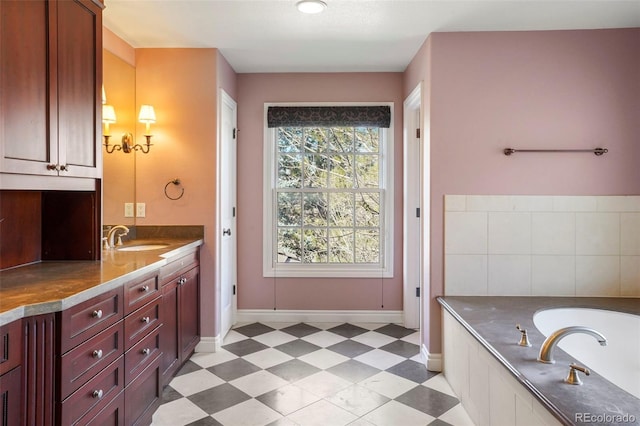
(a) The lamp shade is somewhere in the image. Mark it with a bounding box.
[138,105,156,123]
[102,105,116,123]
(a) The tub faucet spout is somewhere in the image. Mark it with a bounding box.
[538,326,607,364]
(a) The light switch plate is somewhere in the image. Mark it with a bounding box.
[124,203,134,218]
[136,202,146,218]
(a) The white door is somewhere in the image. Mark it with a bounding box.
[219,90,237,340]
[403,84,422,329]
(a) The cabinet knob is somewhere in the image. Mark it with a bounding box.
[92,389,104,399]
[59,164,69,171]
[92,349,103,359]
[92,309,103,319]
[178,277,187,285]
[141,316,150,324]
[142,348,151,356]
[140,285,150,292]
[46,164,58,171]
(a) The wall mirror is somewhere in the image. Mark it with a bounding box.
[102,48,136,226]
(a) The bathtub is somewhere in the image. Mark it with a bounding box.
[534,308,640,399]
[438,297,640,426]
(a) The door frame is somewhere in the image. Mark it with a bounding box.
[403,83,422,330]
[216,89,238,344]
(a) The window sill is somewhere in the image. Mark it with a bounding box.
[263,265,393,278]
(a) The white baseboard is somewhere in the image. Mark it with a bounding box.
[236,309,403,324]
[195,335,220,353]
[422,343,442,372]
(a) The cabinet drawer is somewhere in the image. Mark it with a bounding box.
[125,355,161,426]
[124,272,160,315]
[0,365,22,426]
[61,357,124,426]
[125,326,161,385]
[159,250,199,286]
[0,319,22,375]
[124,297,161,351]
[84,390,124,426]
[59,322,124,400]
[60,287,124,354]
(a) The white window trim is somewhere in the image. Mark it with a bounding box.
[262,102,394,278]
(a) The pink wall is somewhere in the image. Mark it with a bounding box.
[103,27,135,66]
[217,51,238,101]
[236,73,404,311]
[135,48,236,339]
[404,28,640,353]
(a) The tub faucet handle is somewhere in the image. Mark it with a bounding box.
[516,324,532,347]
[565,363,590,385]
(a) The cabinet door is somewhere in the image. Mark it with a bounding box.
[179,267,200,361]
[0,366,23,426]
[160,281,179,387]
[56,0,102,178]
[0,0,58,176]
[0,0,102,178]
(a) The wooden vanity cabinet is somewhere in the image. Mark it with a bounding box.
[0,320,23,426]
[0,0,103,179]
[1,246,200,426]
[159,250,201,387]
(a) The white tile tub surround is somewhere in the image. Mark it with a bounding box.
[444,195,640,297]
[442,311,562,426]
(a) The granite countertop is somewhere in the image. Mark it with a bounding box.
[0,237,203,326]
[438,296,640,426]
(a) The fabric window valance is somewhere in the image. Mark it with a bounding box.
[267,106,391,128]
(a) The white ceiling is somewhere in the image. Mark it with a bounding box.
[103,0,640,73]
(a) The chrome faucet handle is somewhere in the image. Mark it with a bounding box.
[565,363,590,385]
[102,237,110,250]
[516,324,532,347]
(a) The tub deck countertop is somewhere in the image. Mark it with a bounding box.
[438,296,640,426]
[0,238,203,326]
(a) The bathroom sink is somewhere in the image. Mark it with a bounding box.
[117,243,169,252]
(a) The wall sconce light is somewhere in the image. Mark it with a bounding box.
[103,104,157,154]
[138,104,156,149]
[102,104,117,148]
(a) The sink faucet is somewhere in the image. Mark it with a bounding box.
[106,225,130,249]
[538,326,607,364]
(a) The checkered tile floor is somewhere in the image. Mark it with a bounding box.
[151,322,474,426]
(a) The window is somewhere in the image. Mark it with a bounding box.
[263,104,394,278]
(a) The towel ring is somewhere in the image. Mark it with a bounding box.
[164,178,184,200]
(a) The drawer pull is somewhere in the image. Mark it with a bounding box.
[142,348,151,356]
[92,389,104,399]
[141,316,150,324]
[140,285,150,292]
[92,349,103,359]
[92,309,103,319]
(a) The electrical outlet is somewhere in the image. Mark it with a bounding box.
[136,202,146,218]
[124,203,134,218]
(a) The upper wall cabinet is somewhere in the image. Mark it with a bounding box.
[0,0,103,180]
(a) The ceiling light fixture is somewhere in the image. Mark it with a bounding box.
[296,0,327,14]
